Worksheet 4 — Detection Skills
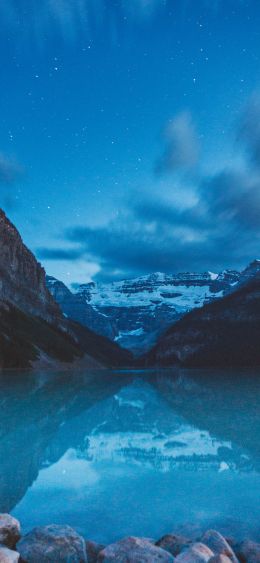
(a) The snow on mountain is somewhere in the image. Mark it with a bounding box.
[76,272,221,309]
[47,267,242,355]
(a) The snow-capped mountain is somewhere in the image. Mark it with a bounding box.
[47,266,242,355]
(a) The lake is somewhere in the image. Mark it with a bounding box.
[0,368,259,544]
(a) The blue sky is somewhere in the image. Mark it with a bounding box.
[1,0,260,284]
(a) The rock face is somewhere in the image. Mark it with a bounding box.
[0,513,21,548]
[47,269,241,355]
[97,536,174,562]
[0,210,61,324]
[46,276,114,340]
[17,524,87,562]
[144,274,260,367]
[0,209,131,369]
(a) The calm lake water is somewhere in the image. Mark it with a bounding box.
[0,369,259,543]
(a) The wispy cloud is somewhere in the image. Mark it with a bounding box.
[0,0,167,46]
[238,92,260,169]
[0,153,23,185]
[155,112,200,175]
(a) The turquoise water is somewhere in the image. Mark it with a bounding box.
[0,369,259,543]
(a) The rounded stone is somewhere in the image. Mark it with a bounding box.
[86,540,105,563]
[209,556,232,563]
[17,524,87,562]
[234,539,260,563]
[97,536,175,562]
[175,542,214,562]
[156,534,191,557]
[201,530,239,562]
[0,514,21,549]
[0,546,20,563]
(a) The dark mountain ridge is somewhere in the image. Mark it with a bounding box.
[0,210,131,369]
[143,269,260,368]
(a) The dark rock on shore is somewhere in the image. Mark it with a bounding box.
[175,542,214,561]
[235,540,260,562]
[201,530,239,562]
[156,534,191,557]
[0,514,21,549]
[97,536,174,561]
[209,556,233,563]
[0,546,20,562]
[17,524,87,562]
[0,512,259,563]
[86,540,105,562]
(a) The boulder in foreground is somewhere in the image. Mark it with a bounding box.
[97,536,174,561]
[0,513,21,549]
[201,530,239,562]
[0,546,20,562]
[86,539,105,562]
[235,539,260,563]
[175,542,214,562]
[156,533,191,557]
[17,524,87,562]
[209,556,233,563]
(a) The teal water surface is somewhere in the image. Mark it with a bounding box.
[0,368,259,543]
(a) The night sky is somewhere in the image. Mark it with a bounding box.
[1,0,260,285]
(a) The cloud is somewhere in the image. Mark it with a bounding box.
[0,0,247,48]
[39,95,260,282]
[37,247,83,261]
[238,92,260,168]
[155,112,200,175]
[122,0,165,19]
[201,169,260,229]
[62,197,256,281]
[0,153,23,185]
[0,0,167,46]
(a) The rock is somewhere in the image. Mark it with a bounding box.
[86,540,105,562]
[156,534,191,557]
[17,524,87,562]
[209,556,232,563]
[0,209,61,324]
[0,546,20,562]
[0,514,21,549]
[234,540,260,563]
[175,542,214,562]
[201,530,239,562]
[97,536,174,562]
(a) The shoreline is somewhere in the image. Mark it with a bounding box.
[0,514,259,562]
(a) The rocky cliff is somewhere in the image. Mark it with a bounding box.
[0,210,61,324]
[0,210,131,369]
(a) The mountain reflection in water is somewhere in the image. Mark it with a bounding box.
[0,368,259,544]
